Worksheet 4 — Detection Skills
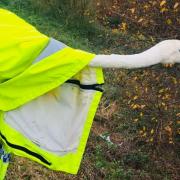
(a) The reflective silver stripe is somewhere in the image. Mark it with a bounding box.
[33,38,67,64]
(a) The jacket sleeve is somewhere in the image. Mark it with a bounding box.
[0,47,95,111]
[0,9,49,81]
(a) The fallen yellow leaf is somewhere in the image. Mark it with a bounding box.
[176,113,180,117]
[134,119,139,123]
[130,8,135,14]
[138,18,144,23]
[167,19,172,25]
[160,7,168,13]
[133,96,138,100]
[121,22,127,31]
[150,129,154,134]
[174,2,179,9]
[160,0,166,7]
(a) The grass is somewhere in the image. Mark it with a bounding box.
[1,0,180,179]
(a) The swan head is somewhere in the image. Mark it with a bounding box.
[157,40,180,64]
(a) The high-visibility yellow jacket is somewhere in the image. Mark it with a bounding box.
[0,9,104,179]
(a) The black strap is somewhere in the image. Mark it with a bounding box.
[0,132,51,166]
[66,79,104,92]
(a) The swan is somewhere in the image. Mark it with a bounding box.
[90,39,180,68]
